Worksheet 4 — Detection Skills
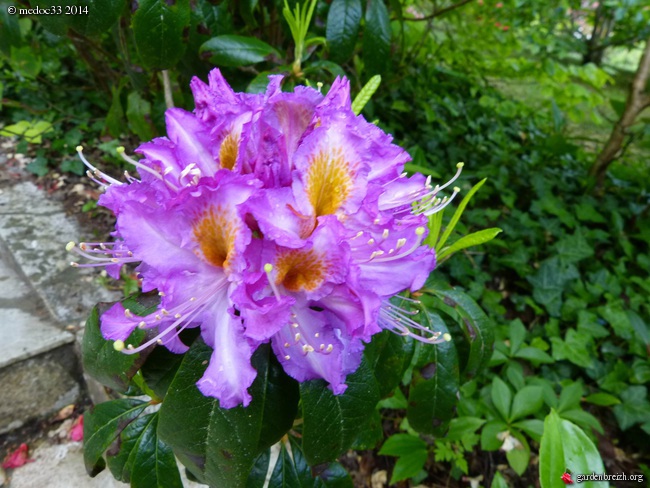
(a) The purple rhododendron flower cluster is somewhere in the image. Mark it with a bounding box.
[71,70,462,408]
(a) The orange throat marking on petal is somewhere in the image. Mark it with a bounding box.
[219,131,240,170]
[275,249,327,292]
[193,205,237,269]
[305,147,352,217]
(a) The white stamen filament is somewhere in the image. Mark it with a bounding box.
[366,227,426,263]
[264,263,282,302]
[77,146,123,186]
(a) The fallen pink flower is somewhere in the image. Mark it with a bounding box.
[70,415,84,442]
[2,443,35,469]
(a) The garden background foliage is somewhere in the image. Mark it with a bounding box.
[1,0,649,486]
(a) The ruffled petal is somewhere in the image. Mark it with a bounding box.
[196,290,258,408]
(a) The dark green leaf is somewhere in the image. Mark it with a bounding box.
[0,1,22,55]
[300,358,380,465]
[132,0,190,70]
[200,35,280,67]
[362,0,391,76]
[106,413,182,488]
[158,342,299,487]
[82,296,156,391]
[406,318,459,436]
[364,329,413,398]
[326,0,362,64]
[140,344,185,399]
[83,398,148,476]
[428,288,495,380]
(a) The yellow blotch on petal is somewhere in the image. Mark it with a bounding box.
[305,147,352,217]
[275,249,327,292]
[193,206,237,269]
[219,131,240,170]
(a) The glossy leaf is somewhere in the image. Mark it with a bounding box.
[30,0,125,36]
[82,295,157,391]
[364,329,413,398]
[326,0,362,64]
[158,341,299,487]
[300,358,380,465]
[132,0,190,70]
[0,1,22,55]
[362,0,391,75]
[539,410,607,488]
[428,288,495,381]
[406,317,459,436]
[106,413,182,488]
[200,35,280,67]
[83,398,148,476]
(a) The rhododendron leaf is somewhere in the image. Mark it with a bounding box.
[247,438,353,488]
[362,0,391,75]
[158,341,299,487]
[82,295,157,392]
[300,358,380,465]
[428,288,494,381]
[83,398,148,476]
[29,0,124,37]
[132,0,190,70]
[139,334,196,399]
[364,329,414,398]
[326,0,362,64]
[406,316,459,436]
[200,35,280,67]
[106,413,182,487]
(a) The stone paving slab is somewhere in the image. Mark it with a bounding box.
[6,441,206,488]
[0,170,117,433]
[0,181,118,326]
[0,251,73,370]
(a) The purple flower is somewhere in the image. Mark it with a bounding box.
[71,69,461,408]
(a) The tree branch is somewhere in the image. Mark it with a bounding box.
[403,0,474,22]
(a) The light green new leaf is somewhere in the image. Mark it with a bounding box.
[436,177,486,251]
[437,228,503,261]
[351,75,381,115]
[539,410,607,488]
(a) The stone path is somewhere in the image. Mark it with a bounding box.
[0,143,204,486]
